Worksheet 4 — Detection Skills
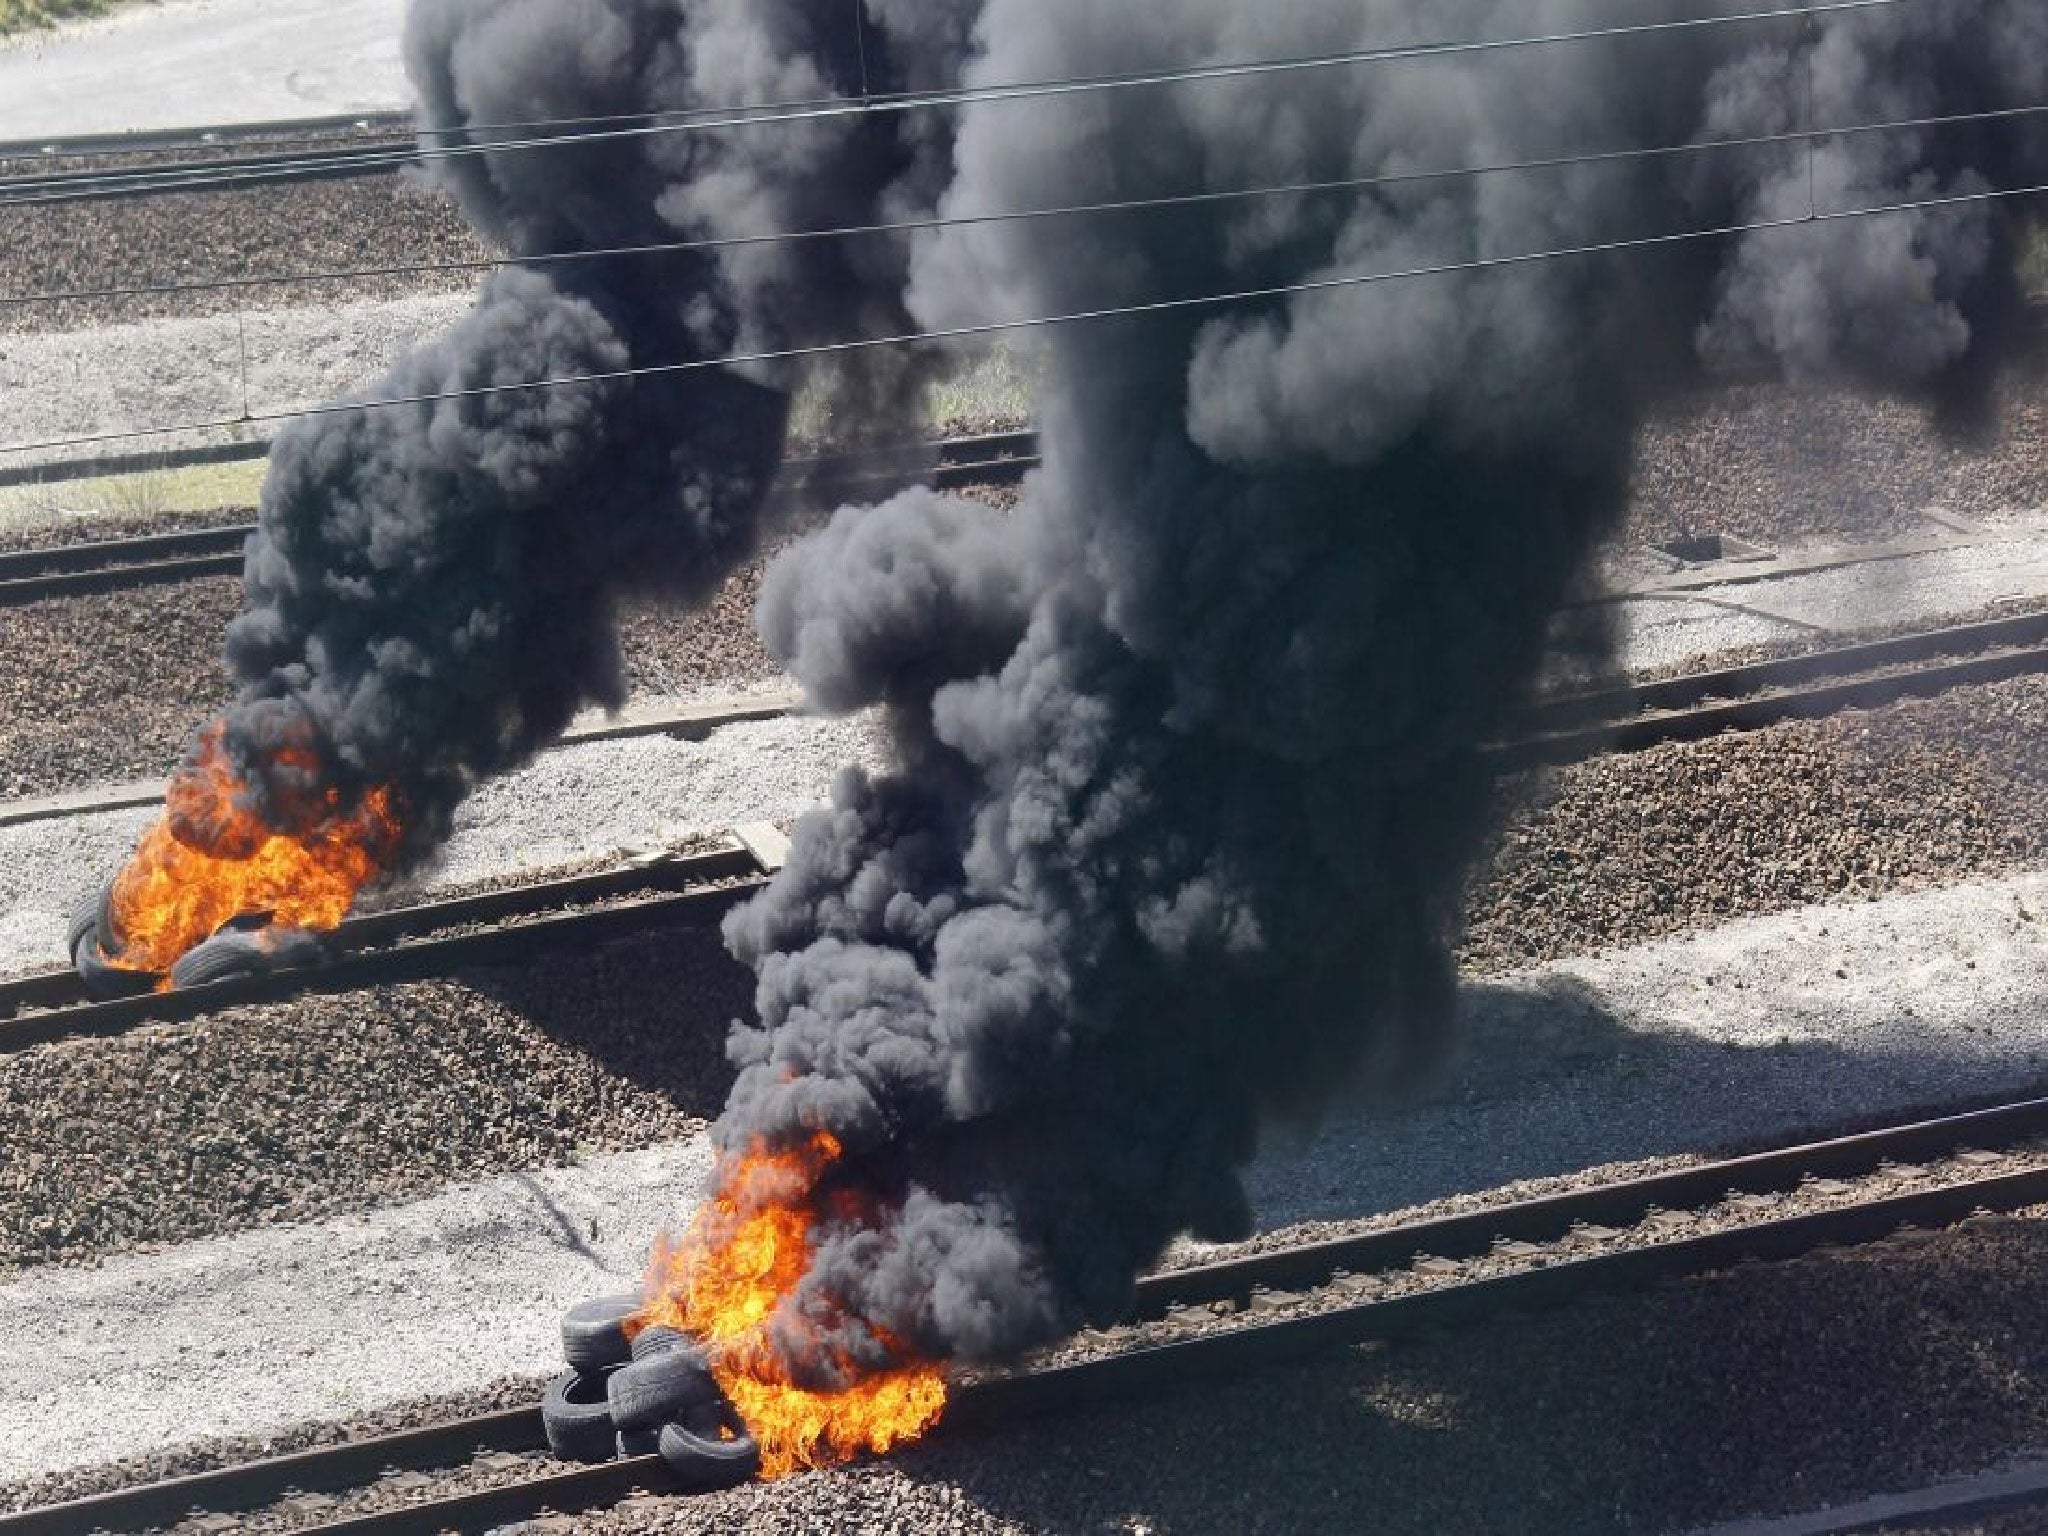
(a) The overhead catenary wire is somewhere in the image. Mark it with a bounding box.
[7,171,2045,461]
[5,96,2041,312]
[0,0,1917,207]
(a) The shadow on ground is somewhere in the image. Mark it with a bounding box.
[1242,971,2048,1233]
[462,921,752,1122]
[876,1217,2048,1536]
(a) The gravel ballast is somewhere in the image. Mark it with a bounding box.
[1626,353,2048,550]
[1466,672,2048,974]
[0,924,744,1274]
[0,174,487,335]
[0,563,788,800]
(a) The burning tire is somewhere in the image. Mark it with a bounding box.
[71,880,155,1000]
[167,926,326,991]
[561,1293,641,1375]
[70,877,156,999]
[605,1329,720,1431]
[657,1407,761,1490]
[65,884,106,953]
[547,1300,755,1484]
[540,1370,620,1465]
[71,928,157,1000]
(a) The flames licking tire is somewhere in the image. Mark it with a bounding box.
[70,874,330,999]
[68,889,155,1001]
[69,725,402,997]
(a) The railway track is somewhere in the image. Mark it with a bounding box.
[0,114,416,165]
[0,429,1043,605]
[10,1094,2048,1535]
[0,828,783,1054]
[1492,607,2048,771]
[0,115,417,204]
[3,602,2040,841]
[0,606,2035,1054]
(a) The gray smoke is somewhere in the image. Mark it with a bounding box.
[184,0,973,860]
[705,0,2048,1385]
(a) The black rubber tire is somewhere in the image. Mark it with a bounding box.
[629,1325,688,1363]
[168,927,325,990]
[658,1408,761,1489]
[606,1338,720,1431]
[562,1294,642,1374]
[96,877,119,951]
[616,1426,663,1459]
[167,933,269,990]
[541,1370,618,1465]
[72,930,157,1000]
[65,884,105,952]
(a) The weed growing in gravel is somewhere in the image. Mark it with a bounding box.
[0,0,129,36]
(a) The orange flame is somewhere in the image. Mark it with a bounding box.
[638,1131,948,1479]
[106,723,400,978]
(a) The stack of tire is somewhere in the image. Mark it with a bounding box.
[68,877,327,999]
[543,1294,761,1490]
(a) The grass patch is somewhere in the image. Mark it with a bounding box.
[0,456,265,533]
[0,0,136,38]
[786,346,1038,445]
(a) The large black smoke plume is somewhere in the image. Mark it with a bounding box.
[702,0,2048,1382]
[192,0,972,862]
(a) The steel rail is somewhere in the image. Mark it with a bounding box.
[0,135,416,202]
[0,524,247,578]
[0,438,268,491]
[0,114,414,165]
[0,1,1924,207]
[7,608,2036,1048]
[0,690,805,832]
[1692,1458,2048,1535]
[1534,609,2048,725]
[24,159,2048,460]
[0,429,1041,605]
[1489,631,2048,772]
[13,1093,2048,1536]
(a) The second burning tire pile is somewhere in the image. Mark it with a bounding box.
[542,1294,761,1489]
[67,876,326,999]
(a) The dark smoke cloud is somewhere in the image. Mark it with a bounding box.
[1697,2,2048,389]
[708,0,2048,1383]
[197,0,973,860]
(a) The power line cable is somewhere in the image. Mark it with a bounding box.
[7,170,2042,459]
[0,0,1914,207]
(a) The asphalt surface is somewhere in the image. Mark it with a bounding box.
[0,0,408,141]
